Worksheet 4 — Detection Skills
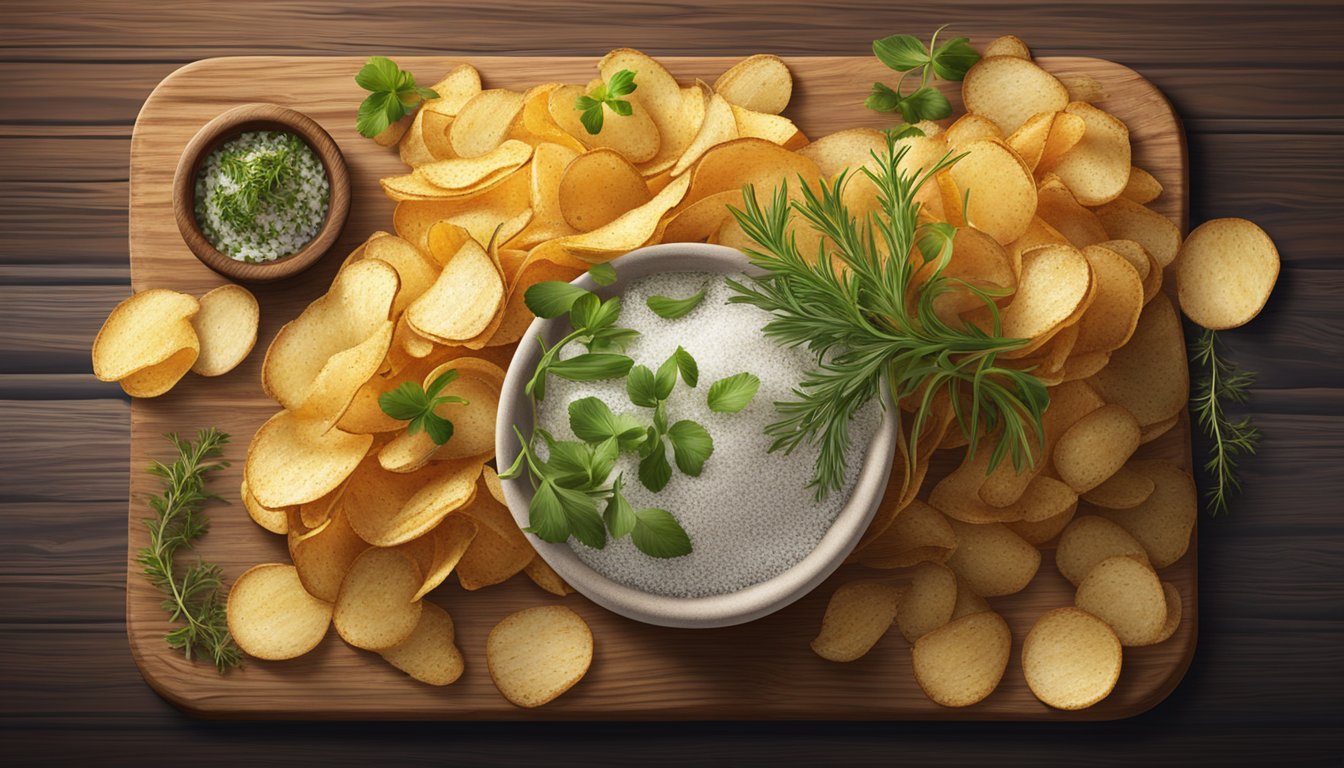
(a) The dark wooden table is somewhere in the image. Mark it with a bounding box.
[2,2,1341,765]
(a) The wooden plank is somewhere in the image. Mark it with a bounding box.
[0,285,129,373]
[0,400,129,503]
[118,54,1195,720]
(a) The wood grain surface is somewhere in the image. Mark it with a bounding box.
[1,1,1341,765]
[126,54,1191,720]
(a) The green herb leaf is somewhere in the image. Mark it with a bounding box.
[549,353,634,382]
[585,296,623,333]
[527,480,571,542]
[626,364,659,407]
[630,508,692,558]
[569,292,601,330]
[673,346,699,387]
[587,262,618,286]
[355,56,403,93]
[547,440,597,488]
[872,34,930,72]
[887,123,927,140]
[579,105,605,135]
[917,221,957,268]
[558,484,607,549]
[379,377,464,446]
[569,397,646,449]
[603,475,637,538]
[607,99,633,117]
[654,354,679,400]
[354,56,438,138]
[647,288,707,319]
[897,86,952,122]
[421,414,455,445]
[667,420,714,476]
[588,326,641,353]
[378,381,430,421]
[525,281,590,318]
[930,36,980,80]
[607,68,638,97]
[866,27,971,125]
[706,372,761,413]
[575,69,639,135]
[653,400,669,434]
[638,438,672,492]
[424,368,460,398]
[865,82,904,114]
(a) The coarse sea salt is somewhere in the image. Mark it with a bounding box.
[534,271,879,598]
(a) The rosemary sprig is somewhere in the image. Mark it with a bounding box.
[1190,328,1260,515]
[136,428,242,673]
[727,135,1049,499]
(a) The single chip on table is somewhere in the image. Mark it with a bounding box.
[912,611,1012,708]
[811,581,904,662]
[1022,607,1122,710]
[91,288,200,397]
[190,283,259,376]
[487,605,594,708]
[1176,218,1280,330]
[1055,515,1152,586]
[379,602,465,686]
[333,548,424,651]
[1074,555,1168,646]
[226,563,332,661]
[896,561,958,643]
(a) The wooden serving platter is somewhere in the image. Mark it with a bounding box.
[127,55,1192,719]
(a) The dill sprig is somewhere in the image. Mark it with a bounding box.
[214,134,302,230]
[1190,328,1260,515]
[136,428,242,673]
[727,135,1049,499]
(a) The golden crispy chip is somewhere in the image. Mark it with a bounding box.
[262,259,398,428]
[524,557,574,597]
[1055,515,1152,586]
[1074,555,1167,646]
[1121,165,1163,204]
[672,92,739,176]
[379,601,464,686]
[516,84,587,154]
[1059,350,1110,383]
[811,581,903,662]
[92,289,200,397]
[1006,111,1054,173]
[1176,218,1280,330]
[489,256,585,346]
[856,499,958,569]
[361,235,439,318]
[797,127,887,179]
[1097,238,1162,305]
[1007,502,1078,546]
[298,481,346,529]
[1094,459,1197,568]
[951,576,991,619]
[944,113,1004,149]
[399,108,437,167]
[414,513,479,600]
[1132,581,1182,647]
[373,112,413,148]
[288,505,368,603]
[378,357,504,472]
[661,190,741,242]
[509,141,582,249]
[1009,475,1079,523]
[1036,173,1108,248]
[713,53,792,114]
[417,139,533,191]
[945,520,1041,597]
[984,34,1031,59]
[547,84,661,163]
[1090,293,1189,427]
[344,457,481,547]
[912,611,1012,707]
[730,104,801,146]
[487,605,593,708]
[406,234,505,346]
[337,356,438,435]
[244,410,371,508]
[227,563,332,660]
[190,284,258,376]
[921,227,1016,322]
[600,49,702,174]
[241,478,288,535]
[1094,197,1182,268]
[944,138,1037,245]
[1038,111,1086,175]
[1053,403,1141,493]
[999,244,1092,345]
[424,64,483,117]
[449,89,525,158]
[528,172,692,265]
[1022,607,1122,710]
[1081,463,1156,509]
[1073,244,1144,354]
[333,547,424,651]
[930,446,1025,525]
[962,56,1070,135]
[1044,102,1131,206]
[896,561,958,643]
[559,148,653,231]
[392,172,531,252]
[456,483,536,589]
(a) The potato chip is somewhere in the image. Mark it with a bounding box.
[1081,463,1156,509]
[600,49,701,174]
[1096,238,1162,304]
[1094,459,1197,568]
[944,520,1040,597]
[378,357,504,472]
[516,84,587,154]
[1093,197,1182,268]
[1074,555,1167,646]
[855,499,957,569]
[1035,174,1108,248]
[244,410,371,509]
[713,54,793,114]
[930,447,1025,525]
[1132,581,1182,646]
[449,89,525,158]
[1073,244,1144,355]
[227,563,332,660]
[912,611,1011,707]
[1139,414,1179,444]
[262,259,398,428]
[1090,293,1189,427]
[1022,607,1122,710]
[983,35,1031,59]
[962,56,1070,135]
[406,235,505,346]
[399,109,437,168]
[333,547,423,651]
[92,289,200,396]
[241,478,288,535]
[416,139,533,190]
[896,562,958,643]
[1053,404,1141,493]
[424,64,483,117]
[489,256,584,346]
[921,226,1016,322]
[509,141,582,248]
[661,190,741,242]
[547,84,661,163]
[1007,502,1077,546]
[1005,111,1053,173]
[457,467,536,590]
[189,284,258,377]
[524,557,574,597]
[487,605,592,708]
[672,93,739,176]
[288,504,368,603]
[1055,515,1152,586]
[944,114,1003,149]
[1009,475,1079,523]
[1059,350,1110,383]
[1044,102,1131,206]
[380,601,464,686]
[685,138,821,205]
[337,356,438,435]
[951,576,991,619]
[999,244,1092,346]
[1121,165,1163,204]
[811,581,903,662]
[343,456,480,547]
[559,148,653,231]
[797,127,886,179]
[393,164,532,251]
[298,481,346,529]
[1176,218,1280,330]
[730,104,801,147]
[944,138,1037,245]
[528,172,692,266]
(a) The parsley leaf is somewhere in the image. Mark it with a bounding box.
[638,438,672,492]
[626,364,659,407]
[631,508,692,558]
[603,476,637,538]
[587,262,618,286]
[569,396,646,449]
[667,420,714,476]
[354,56,439,138]
[654,353,679,400]
[526,280,590,318]
[866,26,978,128]
[647,288,706,319]
[378,369,468,445]
[673,346,699,387]
[872,34,930,72]
[548,353,634,382]
[575,69,638,135]
[707,372,761,413]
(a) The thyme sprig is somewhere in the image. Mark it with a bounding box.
[1190,328,1260,515]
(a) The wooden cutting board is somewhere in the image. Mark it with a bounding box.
[126,55,1192,720]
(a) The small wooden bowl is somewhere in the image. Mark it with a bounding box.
[172,103,350,284]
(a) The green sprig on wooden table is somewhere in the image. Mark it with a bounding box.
[866,26,979,126]
[1191,328,1261,515]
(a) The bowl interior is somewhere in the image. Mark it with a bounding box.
[495,243,898,628]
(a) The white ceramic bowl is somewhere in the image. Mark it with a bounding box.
[495,243,897,628]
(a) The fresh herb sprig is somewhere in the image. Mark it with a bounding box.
[647,288,707,319]
[1191,328,1260,515]
[136,429,242,673]
[727,134,1048,499]
[521,283,639,401]
[213,134,303,231]
[378,369,470,445]
[866,27,979,125]
[355,56,439,138]
[575,69,638,135]
[627,348,716,491]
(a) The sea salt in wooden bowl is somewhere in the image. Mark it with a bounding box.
[496,243,899,629]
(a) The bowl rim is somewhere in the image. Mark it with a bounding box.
[495,242,898,628]
[172,102,351,284]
